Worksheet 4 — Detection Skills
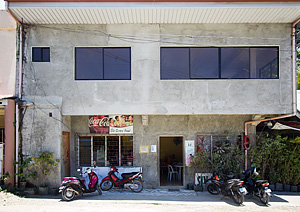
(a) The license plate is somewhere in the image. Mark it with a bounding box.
[265,188,272,193]
[239,187,247,194]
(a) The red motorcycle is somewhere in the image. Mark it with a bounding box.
[59,167,102,201]
[100,166,143,192]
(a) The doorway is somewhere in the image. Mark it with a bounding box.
[62,131,70,177]
[159,136,183,186]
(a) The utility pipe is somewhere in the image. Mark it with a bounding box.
[6,2,23,187]
[243,18,300,170]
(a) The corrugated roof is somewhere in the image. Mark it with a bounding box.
[7,2,300,24]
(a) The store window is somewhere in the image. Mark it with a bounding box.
[32,47,50,62]
[77,135,133,167]
[75,47,131,80]
[161,47,278,79]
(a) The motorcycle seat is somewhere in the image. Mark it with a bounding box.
[256,180,268,184]
[63,176,80,180]
[121,172,139,179]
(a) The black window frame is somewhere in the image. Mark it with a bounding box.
[160,47,279,80]
[75,47,131,81]
[32,47,50,62]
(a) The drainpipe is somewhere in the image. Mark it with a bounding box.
[6,2,23,187]
[243,18,300,170]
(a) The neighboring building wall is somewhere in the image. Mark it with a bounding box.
[0,10,16,99]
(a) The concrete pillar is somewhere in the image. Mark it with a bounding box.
[4,99,15,187]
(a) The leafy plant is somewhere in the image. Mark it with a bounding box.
[14,158,36,182]
[31,152,60,187]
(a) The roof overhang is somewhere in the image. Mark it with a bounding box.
[5,1,300,24]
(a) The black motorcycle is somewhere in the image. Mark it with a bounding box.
[206,172,247,205]
[242,167,272,205]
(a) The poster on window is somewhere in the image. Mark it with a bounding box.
[109,115,133,134]
[185,140,195,166]
[89,115,133,134]
[89,115,109,134]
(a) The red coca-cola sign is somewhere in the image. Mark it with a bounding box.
[89,115,109,134]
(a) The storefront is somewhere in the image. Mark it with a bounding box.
[69,114,254,189]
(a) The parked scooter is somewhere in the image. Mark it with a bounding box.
[206,171,247,205]
[242,167,272,205]
[59,167,102,201]
[100,165,143,192]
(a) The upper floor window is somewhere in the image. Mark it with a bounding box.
[75,47,131,80]
[161,47,278,80]
[32,47,50,62]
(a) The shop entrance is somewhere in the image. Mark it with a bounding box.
[159,136,183,186]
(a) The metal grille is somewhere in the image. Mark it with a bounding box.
[76,135,133,167]
[121,136,133,166]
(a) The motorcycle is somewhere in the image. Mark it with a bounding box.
[100,165,143,192]
[59,167,102,201]
[242,167,272,205]
[206,171,247,205]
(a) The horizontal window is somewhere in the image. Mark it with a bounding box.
[75,47,131,80]
[32,47,50,62]
[161,47,278,79]
[78,135,133,167]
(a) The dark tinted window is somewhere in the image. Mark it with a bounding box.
[75,47,131,80]
[190,48,219,79]
[161,48,189,79]
[75,48,103,80]
[221,48,250,79]
[104,48,131,80]
[161,47,278,80]
[254,48,278,79]
[32,47,50,62]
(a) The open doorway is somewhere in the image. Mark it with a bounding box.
[159,136,183,186]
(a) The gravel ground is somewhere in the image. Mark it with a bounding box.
[1,189,300,212]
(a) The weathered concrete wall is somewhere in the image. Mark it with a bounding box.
[22,23,293,116]
[69,114,255,188]
[20,22,288,187]
[22,96,62,188]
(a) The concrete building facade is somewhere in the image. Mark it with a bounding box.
[5,0,300,188]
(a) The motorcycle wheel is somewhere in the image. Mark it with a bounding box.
[62,186,76,201]
[100,180,113,191]
[207,183,221,195]
[231,190,244,205]
[96,184,102,195]
[259,188,270,205]
[129,179,143,193]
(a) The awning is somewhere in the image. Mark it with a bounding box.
[271,122,300,132]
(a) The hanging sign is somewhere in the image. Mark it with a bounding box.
[89,115,133,134]
[185,140,195,166]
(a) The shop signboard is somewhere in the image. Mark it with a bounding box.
[89,115,133,134]
[185,140,195,166]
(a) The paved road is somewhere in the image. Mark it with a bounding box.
[1,189,300,212]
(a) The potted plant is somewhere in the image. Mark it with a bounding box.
[31,152,59,195]
[14,158,37,190]
[189,148,211,191]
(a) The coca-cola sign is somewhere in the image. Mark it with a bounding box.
[89,115,109,134]
[89,115,133,134]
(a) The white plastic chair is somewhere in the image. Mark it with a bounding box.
[168,165,178,181]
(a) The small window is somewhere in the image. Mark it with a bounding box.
[75,47,131,80]
[32,47,50,62]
